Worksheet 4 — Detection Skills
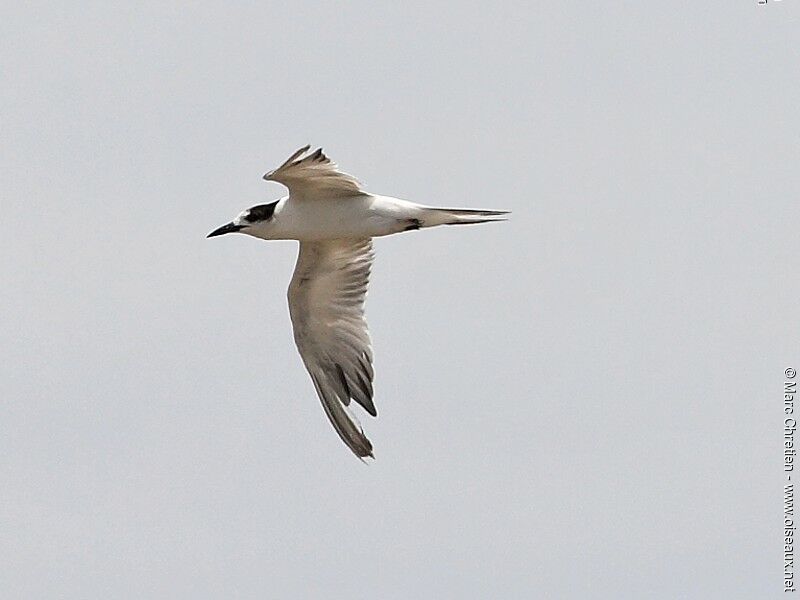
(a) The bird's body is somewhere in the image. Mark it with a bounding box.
[249,194,424,241]
[208,146,507,459]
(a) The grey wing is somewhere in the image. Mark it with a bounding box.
[263,145,365,201]
[288,238,376,458]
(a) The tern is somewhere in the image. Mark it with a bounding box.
[208,146,507,459]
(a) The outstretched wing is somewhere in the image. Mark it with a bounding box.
[264,145,365,201]
[288,238,376,458]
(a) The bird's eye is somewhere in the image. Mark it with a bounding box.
[245,201,279,223]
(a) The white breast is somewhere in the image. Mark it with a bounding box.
[266,194,417,241]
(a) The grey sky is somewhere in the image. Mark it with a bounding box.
[1,2,797,598]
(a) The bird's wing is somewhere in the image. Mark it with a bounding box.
[288,238,376,458]
[263,145,365,201]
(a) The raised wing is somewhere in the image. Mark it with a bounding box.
[288,238,376,458]
[263,145,365,201]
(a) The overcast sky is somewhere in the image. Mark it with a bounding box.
[1,2,798,598]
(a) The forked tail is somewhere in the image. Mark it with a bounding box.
[421,207,510,227]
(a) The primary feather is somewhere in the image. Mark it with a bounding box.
[263,146,364,200]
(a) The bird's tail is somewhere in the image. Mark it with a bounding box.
[420,207,510,227]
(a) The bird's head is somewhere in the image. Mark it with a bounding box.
[207,200,279,240]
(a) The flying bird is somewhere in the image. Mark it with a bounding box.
[208,146,507,459]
